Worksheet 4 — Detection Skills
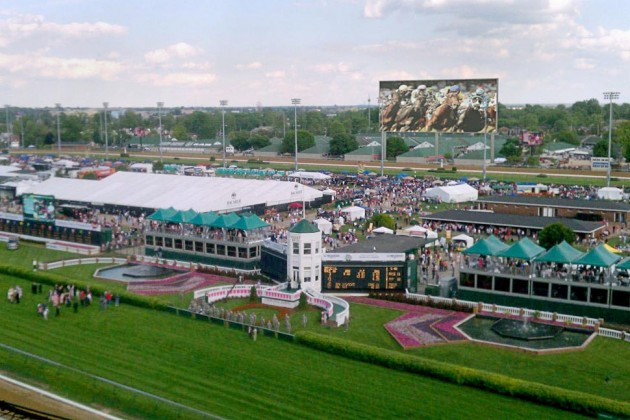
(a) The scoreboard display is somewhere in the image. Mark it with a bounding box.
[322,264,404,291]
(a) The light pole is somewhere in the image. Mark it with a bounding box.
[482,94,489,182]
[292,98,300,171]
[220,100,228,168]
[55,103,61,155]
[4,105,10,141]
[603,91,620,187]
[367,96,371,131]
[103,102,109,160]
[157,102,164,163]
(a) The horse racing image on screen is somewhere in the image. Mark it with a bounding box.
[379,78,498,133]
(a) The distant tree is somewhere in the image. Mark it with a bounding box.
[593,139,609,158]
[171,123,188,141]
[499,138,522,162]
[229,131,251,151]
[249,134,270,150]
[328,120,346,138]
[282,130,315,154]
[539,223,575,249]
[555,130,579,145]
[44,131,54,145]
[329,133,358,156]
[369,213,396,231]
[386,136,407,159]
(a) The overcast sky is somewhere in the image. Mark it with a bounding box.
[0,0,627,108]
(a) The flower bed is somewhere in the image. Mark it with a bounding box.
[346,296,468,349]
[127,272,239,295]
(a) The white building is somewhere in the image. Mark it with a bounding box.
[287,219,323,292]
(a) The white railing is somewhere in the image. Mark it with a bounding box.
[405,289,630,341]
[194,284,349,327]
[133,255,260,275]
[311,291,350,325]
[598,328,630,342]
[42,257,127,270]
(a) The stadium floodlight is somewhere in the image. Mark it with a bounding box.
[157,102,164,163]
[103,102,109,160]
[220,100,228,168]
[291,98,301,171]
[55,103,62,155]
[603,92,620,187]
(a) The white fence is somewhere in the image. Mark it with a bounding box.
[134,255,260,275]
[405,289,630,342]
[194,284,349,327]
[42,257,127,270]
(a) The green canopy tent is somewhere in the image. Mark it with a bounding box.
[497,237,545,261]
[188,211,218,226]
[230,214,270,231]
[146,207,178,221]
[166,209,198,224]
[617,258,630,270]
[462,235,509,257]
[573,243,621,268]
[573,243,622,284]
[534,240,584,264]
[212,212,241,229]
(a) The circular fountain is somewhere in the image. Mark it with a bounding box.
[490,317,564,341]
[456,315,595,352]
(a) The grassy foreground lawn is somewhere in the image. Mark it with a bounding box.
[318,302,630,403]
[0,275,585,419]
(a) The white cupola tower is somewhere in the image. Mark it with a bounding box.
[287,219,323,292]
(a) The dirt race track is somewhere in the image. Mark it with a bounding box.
[0,374,116,419]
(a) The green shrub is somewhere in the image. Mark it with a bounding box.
[294,331,630,418]
[249,286,259,303]
[537,173,548,178]
[451,166,457,172]
[210,156,216,162]
[298,291,308,310]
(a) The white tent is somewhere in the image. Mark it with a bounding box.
[313,218,333,234]
[373,226,393,234]
[423,184,478,203]
[403,225,438,239]
[287,171,331,181]
[340,205,366,221]
[452,234,474,249]
[24,171,324,213]
[597,187,626,201]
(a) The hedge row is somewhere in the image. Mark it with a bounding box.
[0,264,169,312]
[369,291,474,313]
[294,331,630,418]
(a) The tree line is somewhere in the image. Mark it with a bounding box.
[2,99,629,160]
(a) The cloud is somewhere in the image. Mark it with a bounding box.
[144,42,203,64]
[135,72,216,87]
[0,52,123,80]
[574,58,595,70]
[264,70,285,78]
[236,61,263,70]
[312,62,350,74]
[0,13,126,43]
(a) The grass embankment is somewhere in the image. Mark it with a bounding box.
[316,302,630,403]
[0,274,582,419]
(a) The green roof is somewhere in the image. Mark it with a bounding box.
[573,243,621,268]
[543,141,576,152]
[462,235,509,256]
[289,219,320,234]
[345,146,380,156]
[618,257,630,270]
[533,240,583,264]
[497,237,545,261]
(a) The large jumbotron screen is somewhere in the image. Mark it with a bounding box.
[379,78,498,133]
